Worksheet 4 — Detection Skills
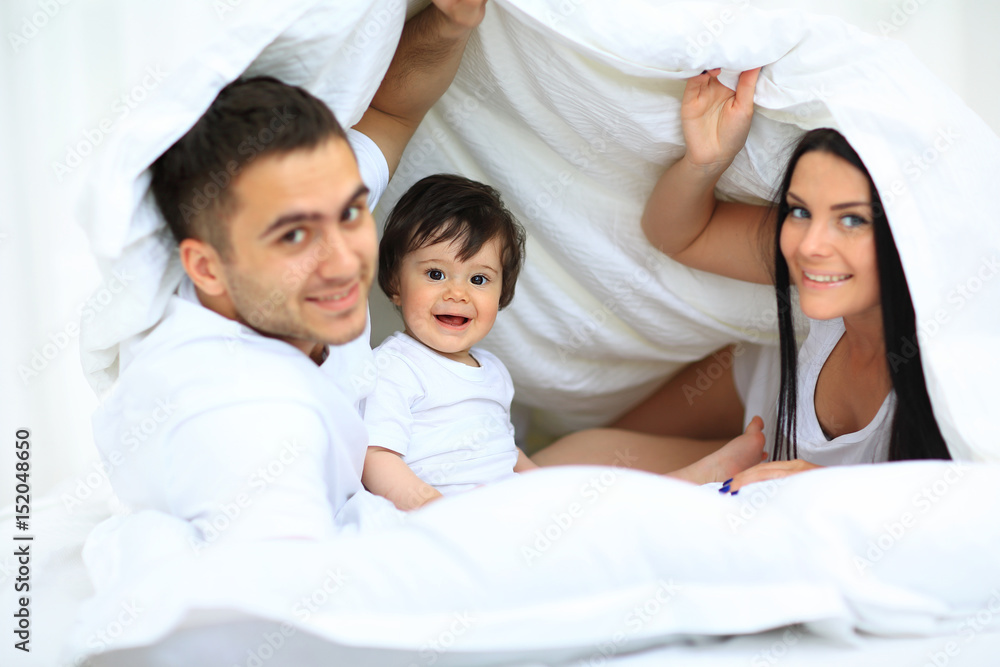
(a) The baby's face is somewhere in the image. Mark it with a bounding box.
[392,238,504,366]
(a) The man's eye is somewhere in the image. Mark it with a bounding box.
[427,269,444,280]
[344,205,362,223]
[470,275,488,286]
[282,228,306,244]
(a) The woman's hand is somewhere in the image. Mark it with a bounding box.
[721,458,821,494]
[681,67,760,171]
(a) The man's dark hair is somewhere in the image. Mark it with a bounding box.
[150,75,347,256]
[379,174,526,310]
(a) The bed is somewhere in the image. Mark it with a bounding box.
[5,462,1000,665]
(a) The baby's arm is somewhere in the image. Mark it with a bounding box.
[362,446,442,511]
[513,447,538,473]
[642,68,773,285]
[362,349,442,510]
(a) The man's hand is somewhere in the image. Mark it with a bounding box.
[432,0,488,35]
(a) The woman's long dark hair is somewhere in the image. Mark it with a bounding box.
[772,129,950,462]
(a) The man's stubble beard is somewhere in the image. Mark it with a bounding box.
[225,265,368,348]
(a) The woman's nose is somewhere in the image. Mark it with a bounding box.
[798,219,833,256]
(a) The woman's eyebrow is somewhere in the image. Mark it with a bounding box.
[786,192,871,210]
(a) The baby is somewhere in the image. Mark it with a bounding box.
[363,174,767,511]
[362,174,537,510]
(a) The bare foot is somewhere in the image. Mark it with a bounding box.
[668,416,766,485]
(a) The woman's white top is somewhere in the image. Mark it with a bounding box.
[734,317,896,465]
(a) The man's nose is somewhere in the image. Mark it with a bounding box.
[314,228,361,280]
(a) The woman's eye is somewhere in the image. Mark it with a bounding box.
[841,214,869,229]
[281,228,306,244]
[470,275,488,286]
[788,206,809,220]
[427,269,444,281]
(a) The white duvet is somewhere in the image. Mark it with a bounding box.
[64,462,1000,664]
[61,0,1000,664]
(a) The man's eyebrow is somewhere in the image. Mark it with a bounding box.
[260,212,320,239]
[787,192,871,210]
[259,184,370,239]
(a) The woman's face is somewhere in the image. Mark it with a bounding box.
[779,150,881,323]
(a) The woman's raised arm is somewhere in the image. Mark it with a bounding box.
[642,68,774,285]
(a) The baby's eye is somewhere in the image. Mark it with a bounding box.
[788,206,809,220]
[281,228,307,244]
[470,274,488,286]
[840,214,870,229]
[426,269,444,281]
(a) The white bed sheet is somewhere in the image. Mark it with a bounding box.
[4,466,1000,666]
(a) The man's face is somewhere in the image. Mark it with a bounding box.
[215,137,377,353]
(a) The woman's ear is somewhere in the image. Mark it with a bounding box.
[179,238,228,297]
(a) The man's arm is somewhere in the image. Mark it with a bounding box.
[353,0,488,178]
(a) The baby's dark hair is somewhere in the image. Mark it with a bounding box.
[379,174,526,309]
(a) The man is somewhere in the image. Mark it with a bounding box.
[94,0,488,541]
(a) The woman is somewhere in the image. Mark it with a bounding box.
[536,68,950,489]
